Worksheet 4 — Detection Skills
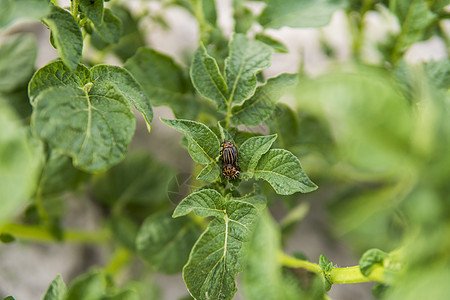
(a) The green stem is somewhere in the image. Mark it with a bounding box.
[225,102,232,130]
[279,252,384,284]
[190,0,209,42]
[104,247,132,277]
[279,252,322,273]
[71,0,80,19]
[1,223,109,244]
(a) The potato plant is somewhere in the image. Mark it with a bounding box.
[0,0,449,299]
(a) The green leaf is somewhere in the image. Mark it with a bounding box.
[202,0,217,26]
[161,118,220,164]
[390,0,436,52]
[181,195,263,300]
[266,103,299,149]
[0,0,13,27]
[0,85,32,120]
[136,211,201,274]
[124,48,196,118]
[234,5,254,34]
[251,149,317,195]
[28,61,90,104]
[197,162,220,181]
[173,189,224,218]
[225,34,273,103]
[89,5,146,62]
[259,0,346,29]
[90,65,153,126]
[239,134,277,172]
[92,151,174,218]
[230,73,297,126]
[242,211,301,300]
[102,290,140,300]
[79,0,104,25]
[319,254,333,291]
[29,61,152,126]
[424,59,450,90]
[255,33,289,53]
[0,33,37,93]
[190,44,228,111]
[37,150,86,200]
[65,271,106,300]
[43,5,83,71]
[359,249,388,277]
[319,254,333,273]
[94,8,122,44]
[0,102,43,225]
[108,215,139,251]
[31,84,135,172]
[0,0,50,28]
[0,233,15,244]
[42,274,67,300]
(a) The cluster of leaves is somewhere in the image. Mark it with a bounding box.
[1,0,449,300]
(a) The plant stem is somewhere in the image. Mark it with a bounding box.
[225,102,232,130]
[331,265,384,284]
[279,252,384,284]
[279,252,322,273]
[104,247,132,277]
[0,223,109,244]
[71,0,80,19]
[190,0,209,42]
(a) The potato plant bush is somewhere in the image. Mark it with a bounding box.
[0,0,449,299]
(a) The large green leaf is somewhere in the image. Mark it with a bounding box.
[43,5,83,71]
[390,0,436,52]
[0,0,50,28]
[230,73,297,126]
[174,192,265,300]
[255,33,289,53]
[161,118,220,164]
[136,211,201,274]
[173,189,224,218]
[79,0,104,25]
[37,150,86,200]
[242,211,301,300]
[190,44,228,111]
[0,34,37,93]
[90,65,153,126]
[89,5,146,62]
[65,271,106,300]
[197,162,221,182]
[94,8,122,44]
[42,274,67,300]
[28,60,91,104]
[266,103,299,149]
[31,84,135,172]
[29,61,153,126]
[251,149,317,195]
[0,102,43,225]
[259,0,346,29]
[92,151,174,218]
[125,48,196,118]
[224,34,273,103]
[0,0,13,27]
[239,134,277,172]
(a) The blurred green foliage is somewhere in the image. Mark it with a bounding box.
[0,0,449,299]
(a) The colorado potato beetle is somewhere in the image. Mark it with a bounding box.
[220,141,238,165]
[222,164,240,180]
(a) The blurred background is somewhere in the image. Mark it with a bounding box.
[0,0,449,299]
